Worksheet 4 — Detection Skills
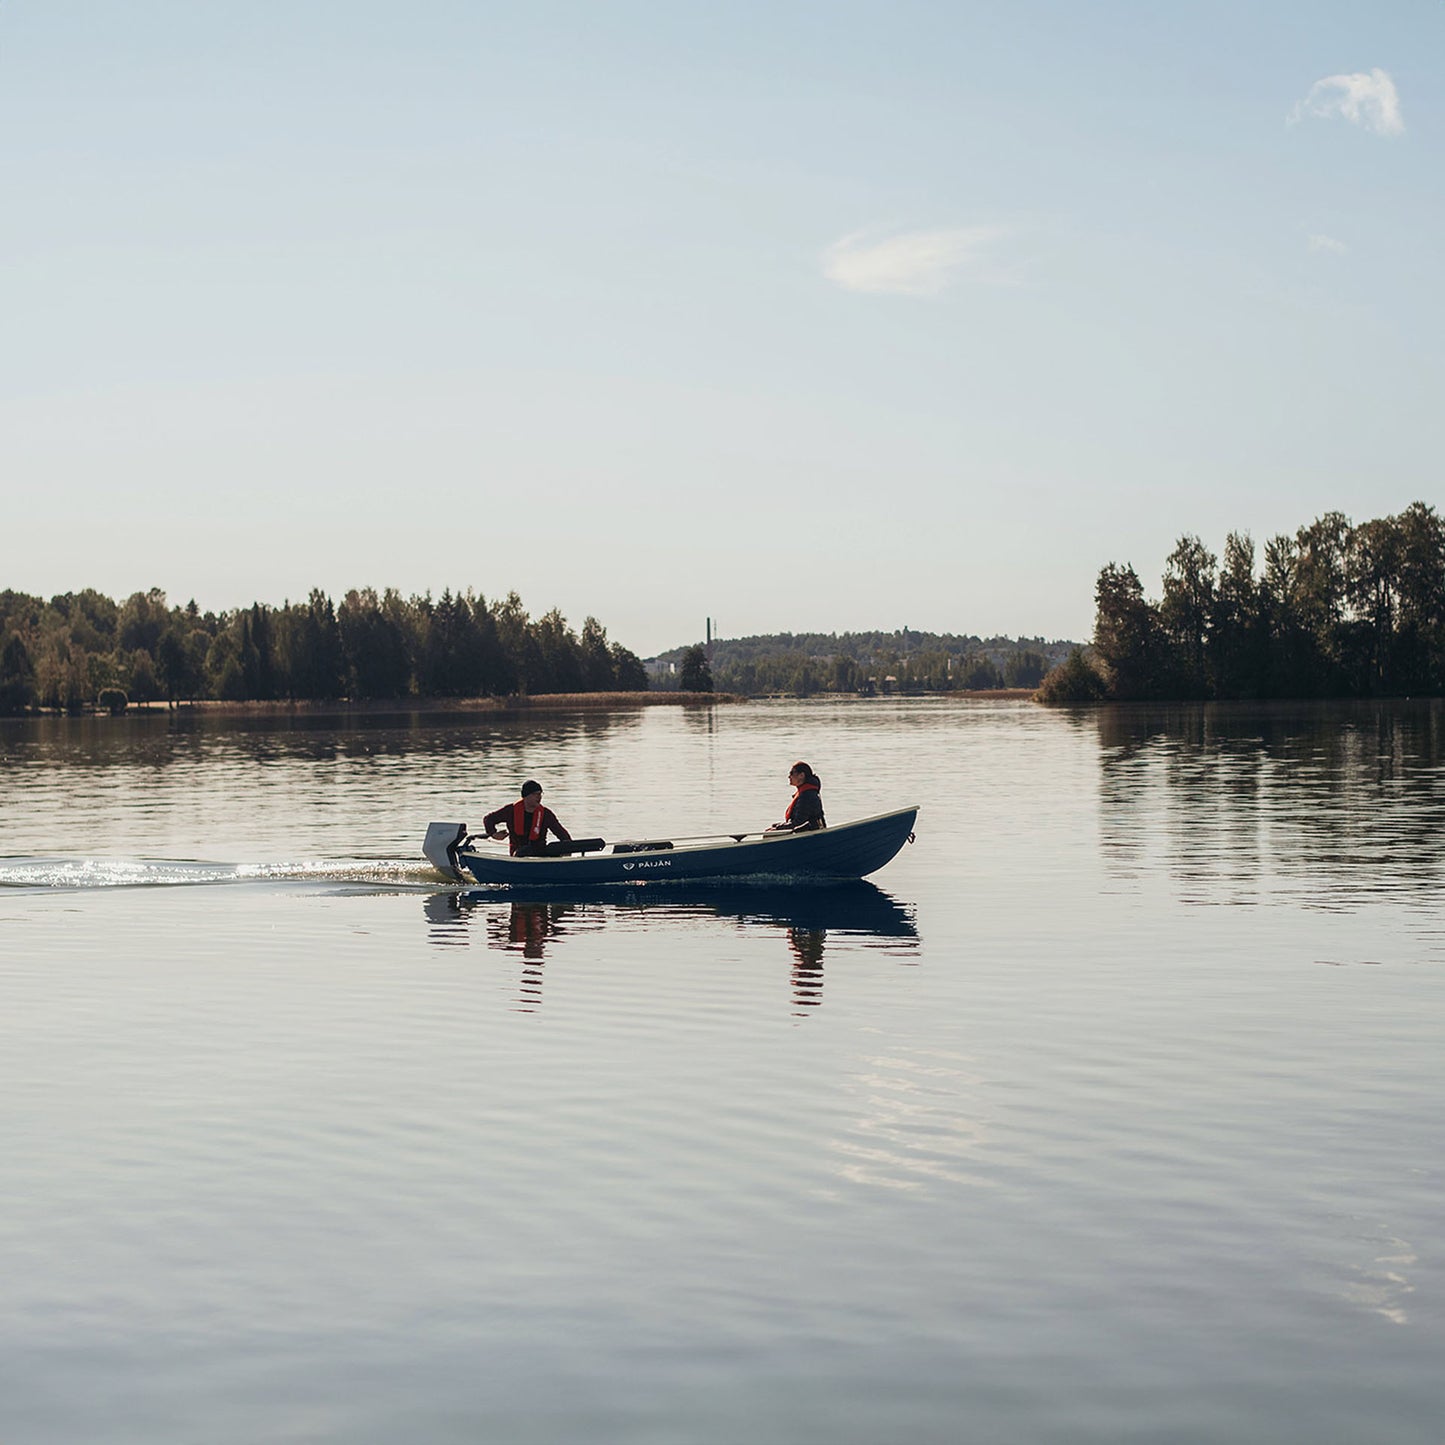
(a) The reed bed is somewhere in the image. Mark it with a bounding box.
[120,691,739,716]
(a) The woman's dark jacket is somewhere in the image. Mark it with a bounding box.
[779,786,825,831]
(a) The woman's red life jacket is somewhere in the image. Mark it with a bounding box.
[785,783,819,822]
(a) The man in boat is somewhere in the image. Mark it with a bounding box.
[483,780,574,857]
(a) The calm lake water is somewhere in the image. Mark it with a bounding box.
[2,697,1443,1444]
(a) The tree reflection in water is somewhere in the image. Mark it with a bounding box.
[422,882,919,1014]
[1094,699,1445,905]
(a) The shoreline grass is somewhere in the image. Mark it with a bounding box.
[108,691,739,716]
[11,687,1055,718]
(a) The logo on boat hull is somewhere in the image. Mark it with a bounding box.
[621,859,672,871]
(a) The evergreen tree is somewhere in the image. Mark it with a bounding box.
[1004,650,1048,688]
[0,633,36,714]
[956,653,1001,690]
[1093,563,1163,698]
[248,604,277,700]
[472,594,514,695]
[285,590,344,699]
[491,592,529,678]
[532,609,584,693]
[580,616,615,691]
[422,589,491,697]
[679,644,713,692]
[338,588,412,699]
[239,616,263,700]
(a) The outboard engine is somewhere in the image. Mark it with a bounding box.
[423,822,470,880]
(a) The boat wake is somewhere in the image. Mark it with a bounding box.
[0,856,449,892]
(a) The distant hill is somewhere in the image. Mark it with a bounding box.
[647,629,1082,695]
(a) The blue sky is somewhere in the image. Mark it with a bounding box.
[2,1,1441,655]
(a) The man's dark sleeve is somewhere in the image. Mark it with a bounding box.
[547,808,572,842]
[482,805,510,833]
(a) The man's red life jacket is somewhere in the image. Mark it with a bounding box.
[512,799,546,852]
[785,783,819,822]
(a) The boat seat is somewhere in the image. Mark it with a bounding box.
[612,839,674,854]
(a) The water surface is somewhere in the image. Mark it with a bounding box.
[3,699,1443,1443]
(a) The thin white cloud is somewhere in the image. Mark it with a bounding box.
[1308,233,1349,254]
[822,226,1010,296]
[1288,68,1403,136]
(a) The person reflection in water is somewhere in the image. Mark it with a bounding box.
[502,902,556,960]
[767,762,826,833]
[787,927,826,1013]
[483,780,573,857]
[487,901,575,1012]
[503,904,554,1012]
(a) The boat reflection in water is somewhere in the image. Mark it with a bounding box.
[422,881,920,1014]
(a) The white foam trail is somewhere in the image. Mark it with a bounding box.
[0,856,446,892]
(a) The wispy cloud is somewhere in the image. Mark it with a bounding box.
[1288,68,1403,136]
[822,226,1010,296]
[1308,233,1349,255]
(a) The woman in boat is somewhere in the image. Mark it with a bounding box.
[768,762,826,833]
[483,780,574,857]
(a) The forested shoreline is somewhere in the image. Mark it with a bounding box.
[0,587,648,714]
[27,501,1434,719]
[1040,502,1445,702]
[652,629,1074,695]
[0,583,1083,715]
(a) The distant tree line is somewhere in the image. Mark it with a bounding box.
[712,648,1050,696]
[1039,502,1445,702]
[0,586,648,714]
[651,629,1072,696]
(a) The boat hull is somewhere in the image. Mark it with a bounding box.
[454,806,919,886]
